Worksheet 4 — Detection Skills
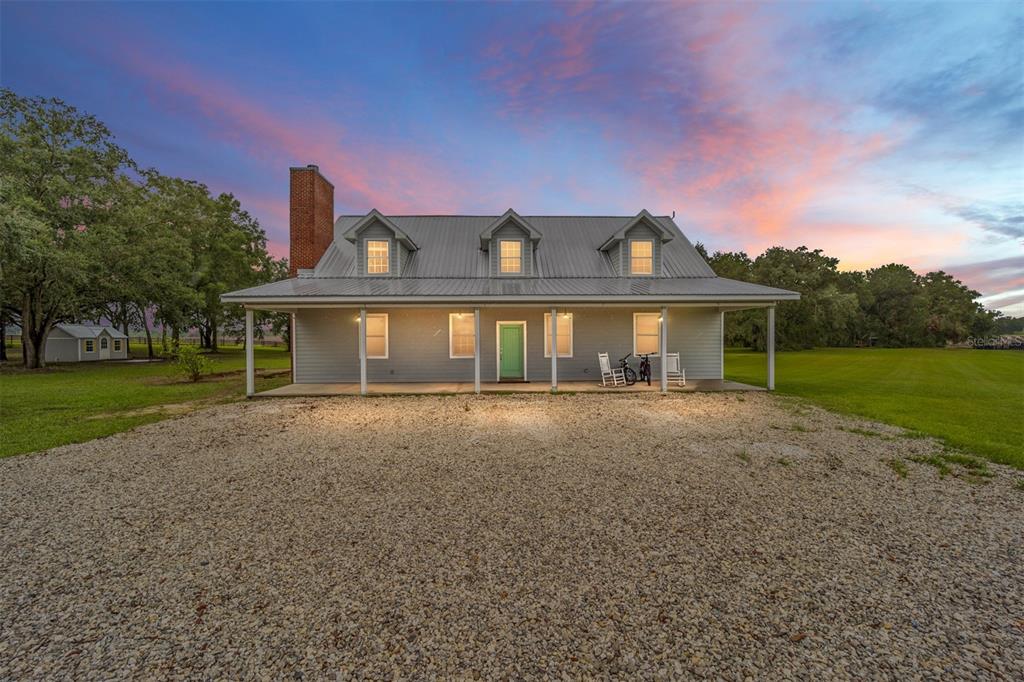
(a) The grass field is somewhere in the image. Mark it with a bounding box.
[726,347,1024,469]
[0,343,291,458]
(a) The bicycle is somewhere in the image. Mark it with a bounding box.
[617,353,638,385]
[637,353,652,385]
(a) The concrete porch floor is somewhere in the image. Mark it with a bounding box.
[256,379,764,397]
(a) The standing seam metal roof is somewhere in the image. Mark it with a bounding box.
[223,214,800,302]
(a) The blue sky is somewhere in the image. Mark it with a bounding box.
[2,1,1021,313]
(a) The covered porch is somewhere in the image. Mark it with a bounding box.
[241,302,778,398]
[254,378,763,397]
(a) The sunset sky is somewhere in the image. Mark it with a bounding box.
[3,1,1021,313]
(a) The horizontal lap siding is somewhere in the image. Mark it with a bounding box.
[294,306,723,383]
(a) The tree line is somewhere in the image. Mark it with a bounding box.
[1,89,1009,368]
[695,244,1005,351]
[0,89,285,368]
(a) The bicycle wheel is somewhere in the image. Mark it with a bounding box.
[623,367,637,385]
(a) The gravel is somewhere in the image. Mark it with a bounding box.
[1,393,1022,679]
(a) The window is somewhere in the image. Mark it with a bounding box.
[499,239,522,274]
[543,313,573,358]
[113,339,122,352]
[630,239,654,275]
[84,339,94,353]
[633,312,660,355]
[366,240,390,274]
[364,313,389,358]
[100,337,108,349]
[449,313,476,358]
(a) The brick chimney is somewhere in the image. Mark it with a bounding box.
[289,164,334,276]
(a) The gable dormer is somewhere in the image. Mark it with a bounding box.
[598,209,675,276]
[479,209,542,277]
[341,209,418,277]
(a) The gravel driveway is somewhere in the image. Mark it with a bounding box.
[1,394,1021,679]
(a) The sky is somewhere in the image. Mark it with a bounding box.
[2,1,1022,314]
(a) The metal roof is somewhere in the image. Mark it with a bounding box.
[56,324,128,339]
[324,215,717,278]
[223,276,798,302]
[223,214,800,304]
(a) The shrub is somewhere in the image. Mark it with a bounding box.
[175,344,211,382]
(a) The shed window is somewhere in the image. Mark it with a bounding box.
[499,240,522,274]
[113,339,122,352]
[449,313,476,358]
[84,339,94,353]
[100,337,108,349]
[630,240,654,275]
[364,313,389,358]
[366,240,390,274]
[633,313,661,355]
[543,313,573,358]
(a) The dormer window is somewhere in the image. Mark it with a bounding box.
[499,239,522,274]
[366,240,390,274]
[630,239,653,275]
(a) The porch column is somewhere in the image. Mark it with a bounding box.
[245,308,255,397]
[550,307,558,393]
[474,307,481,394]
[660,306,668,394]
[359,307,367,396]
[767,305,776,391]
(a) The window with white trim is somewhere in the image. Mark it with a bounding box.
[366,240,390,274]
[365,313,389,358]
[543,312,573,358]
[499,239,522,274]
[449,313,476,358]
[633,312,660,355]
[100,337,108,349]
[113,339,122,352]
[630,239,654,275]
[84,339,94,353]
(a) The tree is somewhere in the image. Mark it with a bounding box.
[0,89,130,368]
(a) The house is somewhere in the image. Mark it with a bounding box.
[44,324,128,363]
[222,165,799,396]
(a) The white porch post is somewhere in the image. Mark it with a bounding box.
[359,307,367,396]
[550,307,558,393]
[660,305,668,394]
[767,305,776,391]
[474,307,481,394]
[245,308,255,397]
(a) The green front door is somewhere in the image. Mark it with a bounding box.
[499,324,524,380]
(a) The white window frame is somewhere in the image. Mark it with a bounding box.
[629,239,654,276]
[498,239,523,275]
[632,312,661,356]
[365,313,389,359]
[84,339,94,353]
[448,313,476,359]
[113,339,122,352]
[543,312,573,358]
[365,239,391,275]
[100,336,109,349]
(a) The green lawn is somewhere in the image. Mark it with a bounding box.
[726,347,1024,468]
[0,343,291,458]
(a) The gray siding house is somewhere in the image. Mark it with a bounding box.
[44,324,128,363]
[223,165,799,396]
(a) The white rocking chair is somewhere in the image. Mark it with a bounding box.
[598,352,626,387]
[665,352,686,386]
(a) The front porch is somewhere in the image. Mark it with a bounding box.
[255,378,763,397]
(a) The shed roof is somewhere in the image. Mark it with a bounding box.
[56,324,128,339]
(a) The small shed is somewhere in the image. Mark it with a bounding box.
[45,324,129,363]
